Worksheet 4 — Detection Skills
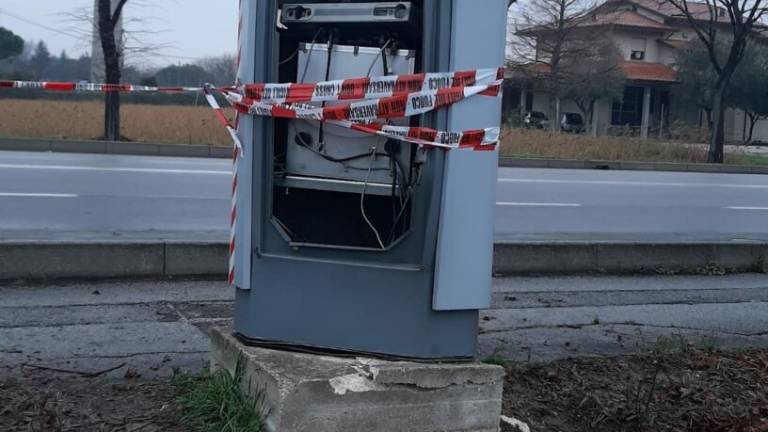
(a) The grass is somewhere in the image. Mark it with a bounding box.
[499,128,757,166]
[483,354,510,367]
[741,154,768,166]
[0,99,232,146]
[172,359,266,432]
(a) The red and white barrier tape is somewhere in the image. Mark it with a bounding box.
[0,80,202,93]
[0,68,502,152]
[231,0,243,287]
[334,121,499,151]
[240,67,504,104]
[202,85,244,157]
[224,80,502,123]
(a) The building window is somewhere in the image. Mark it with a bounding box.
[612,86,644,126]
[629,38,646,61]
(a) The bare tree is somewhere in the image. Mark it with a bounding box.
[63,1,167,141]
[727,39,768,144]
[508,0,596,131]
[97,0,128,141]
[560,40,625,135]
[674,39,718,129]
[196,55,237,86]
[666,0,767,163]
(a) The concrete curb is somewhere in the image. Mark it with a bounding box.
[3,137,765,174]
[1,241,765,282]
[0,241,228,281]
[499,156,768,175]
[493,242,768,275]
[0,137,231,159]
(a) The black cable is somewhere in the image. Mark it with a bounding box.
[390,155,399,220]
[367,38,392,77]
[281,28,323,66]
[299,28,324,84]
[318,32,335,148]
[294,129,388,163]
[387,187,412,245]
[381,45,390,76]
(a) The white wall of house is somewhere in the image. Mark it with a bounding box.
[658,43,677,64]
[727,108,744,142]
[532,92,550,114]
[594,99,614,135]
[529,91,613,134]
[754,120,768,143]
[612,30,664,62]
[726,109,768,143]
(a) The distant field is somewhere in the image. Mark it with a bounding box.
[499,128,765,166]
[0,99,232,146]
[2,99,766,166]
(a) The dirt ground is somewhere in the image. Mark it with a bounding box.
[0,368,186,432]
[3,348,767,431]
[503,347,768,432]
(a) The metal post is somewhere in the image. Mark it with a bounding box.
[640,86,651,139]
[592,103,599,137]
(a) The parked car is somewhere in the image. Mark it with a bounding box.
[560,112,586,133]
[524,111,550,129]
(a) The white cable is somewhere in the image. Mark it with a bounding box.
[361,147,386,250]
[367,39,393,77]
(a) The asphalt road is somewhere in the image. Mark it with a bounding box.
[1,150,768,242]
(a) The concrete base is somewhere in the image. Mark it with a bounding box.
[210,325,505,432]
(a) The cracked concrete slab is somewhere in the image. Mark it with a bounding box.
[210,325,505,432]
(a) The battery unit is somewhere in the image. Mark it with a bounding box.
[282,2,413,23]
[283,43,415,190]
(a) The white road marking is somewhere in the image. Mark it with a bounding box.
[0,193,78,198]
[497,202,582,207]
[727,206,768,211]
[0,164,230,175]
[498,178,768,189]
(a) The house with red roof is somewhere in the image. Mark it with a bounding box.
[505,0,768,142]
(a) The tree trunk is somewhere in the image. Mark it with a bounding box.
[550,97,561,133]
[708,88,725,164]
[104,92,120,141]
[98,0,122,141]
[746,113,757,145]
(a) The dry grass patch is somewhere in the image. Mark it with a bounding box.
[0,99,232,146]
[1,100,764,166]
[503,346,768,432]
[500,128,751,165]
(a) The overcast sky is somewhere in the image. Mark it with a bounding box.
[0,0,238,67]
